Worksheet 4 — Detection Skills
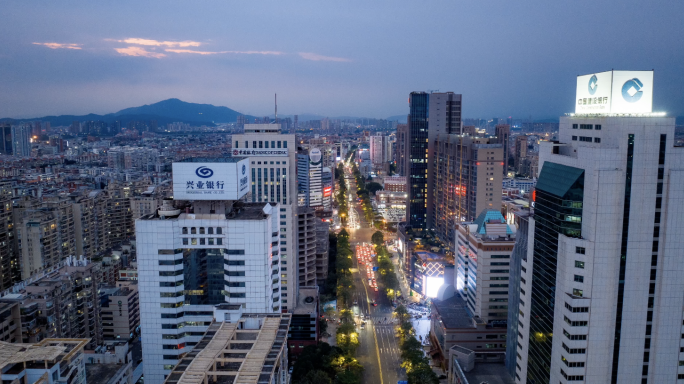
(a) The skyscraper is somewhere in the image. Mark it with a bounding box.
[11,124,30,157]
[515,70,684,384]
[0,123,12,155]
[495,124,510,175]
[430,134,503,246]
[136,158,281,383]
[297,147,323,210]
[232,124,298,311]
[396,123,408,176]
[427,92,462,230]
[406,92,429,230]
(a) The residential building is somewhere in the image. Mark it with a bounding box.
[0,338,89,384]
[0,302,21,343]
[297,207,317,287]
[11,124,31,157]
[85,342,134,384]
[513,135,528,174]
[315,222,329,282]
[370,134,387,165]
[162,306,291,384]
[136,158,282,383]
[515,90,684,382]
[232,125,298,311]
[406,92,429,230]
[455,210,515,324]
[0,123,12,155]
[431,134,503,248]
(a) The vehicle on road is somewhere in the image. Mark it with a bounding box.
[353,300,358,305]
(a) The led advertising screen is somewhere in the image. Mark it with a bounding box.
[425,276,444,298]
[172,159,250,201]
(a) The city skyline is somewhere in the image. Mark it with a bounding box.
[2,1,684,120]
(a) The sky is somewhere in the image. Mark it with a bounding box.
[1,0,683,120]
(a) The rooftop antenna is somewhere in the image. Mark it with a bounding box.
[274,93,277,123]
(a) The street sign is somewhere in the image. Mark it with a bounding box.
[398,381,408,384]
[373,267,378,271]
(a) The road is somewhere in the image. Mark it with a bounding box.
[344,166,405,384]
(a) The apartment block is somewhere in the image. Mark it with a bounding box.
[0,338,89,384]
[100,284,140,341]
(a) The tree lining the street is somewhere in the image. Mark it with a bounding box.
[394,304,440,384]
[291,343,363,384]
[371,231,400,300]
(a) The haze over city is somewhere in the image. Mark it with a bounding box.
[2,0,684,120]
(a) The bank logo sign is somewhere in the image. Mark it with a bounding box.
[172,159,250,201]
[588,75,598,95]
[575,70,653,114]
[232,148,288,157]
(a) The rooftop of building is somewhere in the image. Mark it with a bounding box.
[431,295,478,329]
[164,313,291,384]
[85,363,129,384]
[0,338,89,371]
[414,251,446,262]
[140,202,273,221]
[176,157,242,163]
[463,362,515,384]
[293,287,318,315]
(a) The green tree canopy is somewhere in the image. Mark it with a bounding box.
[371,231,384,247]
[366,182,383,195]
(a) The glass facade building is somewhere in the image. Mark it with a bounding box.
[407,92,429,230]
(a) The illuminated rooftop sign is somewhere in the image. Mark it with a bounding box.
[576,70,653,114]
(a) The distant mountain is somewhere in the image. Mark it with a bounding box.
[386,115,407,123]
[114,98,248,124]
[0,98,259,128]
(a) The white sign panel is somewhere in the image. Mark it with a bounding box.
[610,70,654,114]
[575,70,654,114]
[172,159,250,200]
[232,149,288,157]
[575,71,613,114]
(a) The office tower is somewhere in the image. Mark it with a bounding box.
[0,123,12,155]
[297,148,323,210]
[315,222,329,282]
[396,123,408,176]
[232,124,298,311]
[431,134,503,247]
[514,135,528,174]
[137,158,281,383]
[162,307,291,384]
[294,115,298,130]
[406,92,429,230]
[0,182,17,290]
[455,210,514,324]
[426,92,463,227]
[321,167,333,211]
[495,124,511,175]
[297,207,317,286]
[515,70,684,384]
[11,124,31,157]
[100,284,140,341]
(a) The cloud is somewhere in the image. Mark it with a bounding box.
[33,42,82,50]
[116,38,202,48]
[115,46,166,58]
[298,52,351,62]
[165,49,284,55]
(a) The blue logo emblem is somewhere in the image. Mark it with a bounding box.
[588,75,598,95]
[195,166,213,178]
[242,165,246,175]
[621,78,644,103]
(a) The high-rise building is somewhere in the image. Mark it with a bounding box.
[297,148,323,210]
[495,124,511,175]
[455,210,515,324]
[514,135,528,174]
[515,70,684,384]
[426,92,463,230]
[406,92,429,230]
[0,182,17,290]
[232,124,299,311]
[430,134,503,247]
[370,134,387,165]
[396,123,408,176]
[137,158,281,383]
[0,123,12,155]
[297,207,317,286]
[11,124,31,157]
